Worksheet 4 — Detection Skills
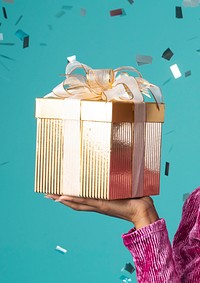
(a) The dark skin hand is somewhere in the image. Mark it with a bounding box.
[45,194,159,230]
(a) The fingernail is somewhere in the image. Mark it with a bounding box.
[44,195,53,200]
[55,199,61,202]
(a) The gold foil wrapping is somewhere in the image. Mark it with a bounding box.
[34,98,164,199]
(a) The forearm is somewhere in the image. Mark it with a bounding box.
[122,219,180,283]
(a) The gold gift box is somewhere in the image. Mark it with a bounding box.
[34,98,164,199]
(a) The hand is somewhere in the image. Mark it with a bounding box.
[45,194,159,230]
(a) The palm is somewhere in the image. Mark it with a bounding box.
[45,194,158,228]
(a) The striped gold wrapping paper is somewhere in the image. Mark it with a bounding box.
[34,98,164,199]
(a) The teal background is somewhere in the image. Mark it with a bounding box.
[1,0,200,282]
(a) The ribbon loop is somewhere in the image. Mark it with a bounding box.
[45,58,163,105]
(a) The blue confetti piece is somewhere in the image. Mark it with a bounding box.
[15,29,29,48]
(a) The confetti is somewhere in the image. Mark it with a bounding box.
[62,5,73,10]
[0,161,9,166]
[110,8,123,16]
[122,263,135,274]
[80,8,86,16]
[0,60,9,71]
[185,70,191,77]
[128,0,134,4]
[55,11,66,18]
[15,15,23,26]
[2,7,7,19]
[168,145,174,153]
[15,29,29,48]
[162,78,172,85]
[162,48,174,61]
[164,130,174,135]
[165,162,170,176]
[136,55,152,65]
[0,54,15,61]
[67,55,76,62]
[3,0,14,2]
[176,6,183,18]
[55,245,67,254]
[0,42,15,46]
[48,24,53,30]
[183,193,190,201]
[0,33,3,40]
[120,275,132,282]
[40,43,47,46]
[170,64,181,79]
[183,0,200,7]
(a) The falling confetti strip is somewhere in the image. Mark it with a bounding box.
[55,245,67,254]
[136,54,152,65]
[110,8,123,16]
[55,11,66,18]
[0,60,9,71]
[0,42,15,46]
[0,54,15,61]
[176,6,183,18]
[0,161,9,166]
[170,64,182,79]
[162,48,174,61]
[128,0,134,4]
[40,43,47,46]
[2,7,7,19]
[62,5,73,10]
[185,70,191,77]
[48,24,53,30]
[15,15,23,26]
[165,162,170,176]
[162,78,172,86]
[3,0,14,2]
[0,33,3,40]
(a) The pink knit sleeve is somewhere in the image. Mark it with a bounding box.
[122,219,180,283]
[172,187,200,282]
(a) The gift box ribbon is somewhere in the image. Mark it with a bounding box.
[45,57,163,106]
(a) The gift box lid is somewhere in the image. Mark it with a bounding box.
[35,98,164,123]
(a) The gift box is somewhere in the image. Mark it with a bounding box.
[34,58,164,199]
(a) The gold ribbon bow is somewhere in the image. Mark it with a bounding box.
[45,58,163,105]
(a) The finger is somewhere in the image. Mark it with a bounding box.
[56,200,98,212]
[58,195,105,209]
